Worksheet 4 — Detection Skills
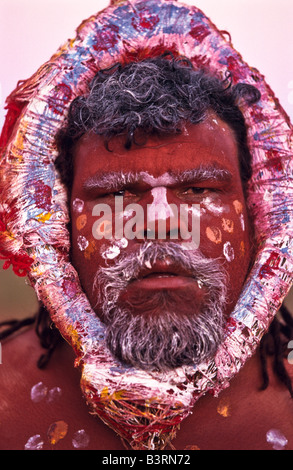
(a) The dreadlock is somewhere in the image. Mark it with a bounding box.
[0,304,61,369]
[259,304,293,397]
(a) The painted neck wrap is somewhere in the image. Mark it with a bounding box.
[0,0,292,450]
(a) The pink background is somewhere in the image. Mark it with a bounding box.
[0,0,292,319]
[1,0,292,129]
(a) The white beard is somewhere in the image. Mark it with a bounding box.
[77,242,228,449]
[94,242,228,372]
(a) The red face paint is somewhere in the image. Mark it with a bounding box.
[71,113,252,320]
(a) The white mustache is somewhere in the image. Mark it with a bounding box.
[92,241,228,371]
[93,241,228,311]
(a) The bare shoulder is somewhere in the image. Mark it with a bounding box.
[1,328,293,450]
[0,328,47,399]
[0,328,124,450]
[174,351,293,450]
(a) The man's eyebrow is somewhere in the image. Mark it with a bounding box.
[83,171,140,192]
[173,166,232,184]
[83,166,232,192]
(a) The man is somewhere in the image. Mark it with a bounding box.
[57,56,256,372]
[0,0,292,451]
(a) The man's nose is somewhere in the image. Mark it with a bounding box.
[136,186,189,241]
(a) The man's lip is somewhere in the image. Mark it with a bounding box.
[127,260,200,290]
[129,274,199,290]
[136,260,194,280]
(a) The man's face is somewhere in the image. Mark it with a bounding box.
[70,113,253,371]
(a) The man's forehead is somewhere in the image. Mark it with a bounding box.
[73,114,239,183]
[75,112,234,151]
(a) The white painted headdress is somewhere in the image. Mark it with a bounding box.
[0,0,292,449]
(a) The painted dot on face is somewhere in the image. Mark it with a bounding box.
[221,218,234,233]
[101,243,121,260]
[76,214,87,231]
[72,198,84,213]
[239,213,245,231]
[206,226,222,244]
[233,199,243,215]
[223,241,235,262]
[77,235,89,251]
[115,237,128,249]
[202,197,226,215]
[240,240,245,257]
[84,239,97,260]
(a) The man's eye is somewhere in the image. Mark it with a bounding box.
[110,189,137,198]
[113,190,125,197]
[95,189,138,201]
[183,187,209,195]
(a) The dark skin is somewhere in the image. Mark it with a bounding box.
[0,115,292,450]
[70,114,252,322]
[1,328,293,450]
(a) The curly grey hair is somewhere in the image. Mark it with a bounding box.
[55,53,260,191]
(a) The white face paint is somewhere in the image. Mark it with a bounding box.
[101,238,129,260]
[188,205,201,217]
[116,237,128,248]
[202,196,228,216]
[239,213,245,231]
[121,209,136,220]
[266,429,288,450]
[72,198,84,213]
[148,187,176,222]
[77,235,89,251]
[223,241,235,262]
[140,171,177,187]
[102,244,121,260]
